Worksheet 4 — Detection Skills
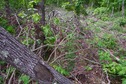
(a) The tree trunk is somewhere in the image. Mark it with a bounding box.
[4,0,11,18]
[0,27,73,84]
[40,0,46,26]
[122,0,125,17]
[34,0,46,58]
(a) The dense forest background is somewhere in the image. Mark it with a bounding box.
[0,0,126,84]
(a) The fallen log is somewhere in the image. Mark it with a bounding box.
[0,27,73,84]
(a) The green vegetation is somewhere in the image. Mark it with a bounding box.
[0,0,126,83]
[19,74,30,84]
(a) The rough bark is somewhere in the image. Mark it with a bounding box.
[0,27,73,84]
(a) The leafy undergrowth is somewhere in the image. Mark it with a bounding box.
[1,7,126,84]
[80,9,126,84]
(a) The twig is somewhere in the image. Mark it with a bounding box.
[8,69,16,84]
[81,55,100,65]
[105,71,111,84]
[101,48,120,61]
[31,44,62,52]
[47,37,66,62]
[50,49,88,64]
[70,73,82,84]
[14,14,23,38]
[48,26,78,63]
[26,27,30,48]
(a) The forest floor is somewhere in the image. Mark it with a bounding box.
[72,15,124,84]
[1,7,126,84]
[53,8,126,84]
